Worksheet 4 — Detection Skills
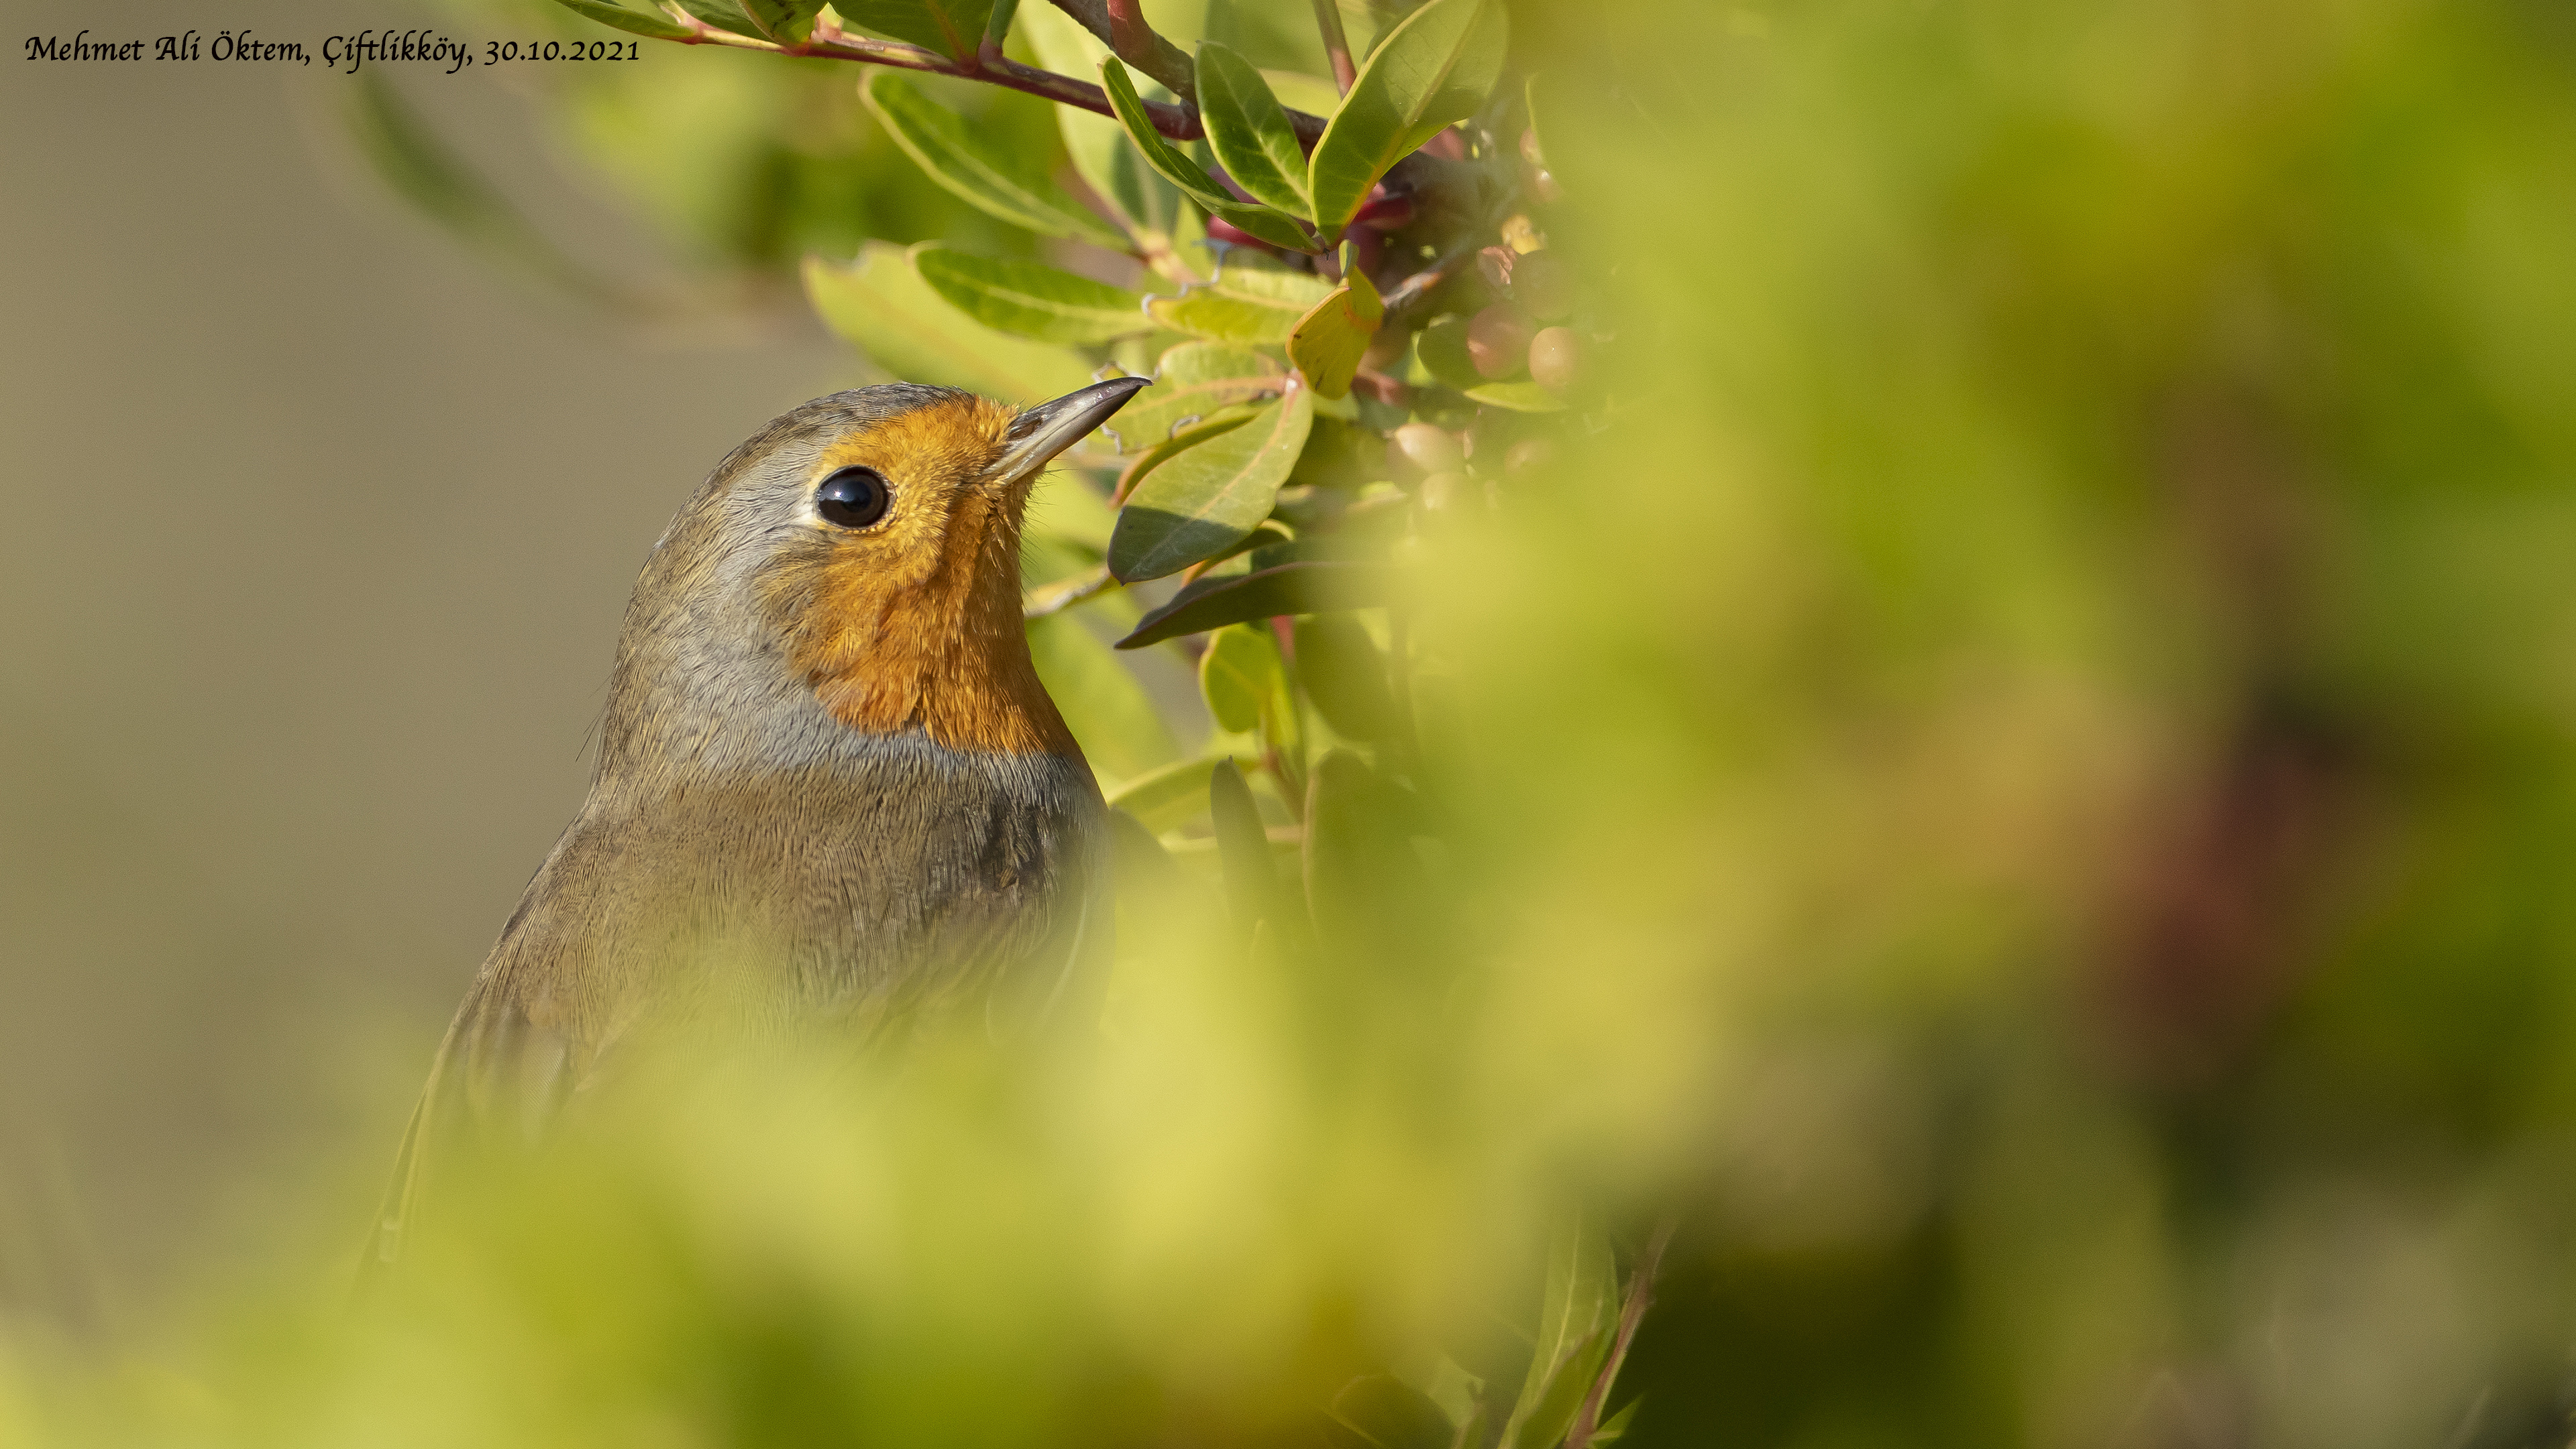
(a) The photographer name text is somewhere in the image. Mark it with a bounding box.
[23,29,643,74]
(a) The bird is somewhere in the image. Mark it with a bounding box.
[366,376,1152,1271]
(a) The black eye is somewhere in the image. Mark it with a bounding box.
[814,466,890,529]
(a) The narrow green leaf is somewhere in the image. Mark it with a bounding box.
[1104,343,1287,453]
[1197,42,1311,219]
[1505,1219,1618,1449]
[1148,266,1337,345]
[1513,1329,1609,1449]
[1105,757,1220,835]
[1022,4,1181,246]
[912,246,1150,344]
[1209,759,1277,934]
[1115,561,1399,648]
[546,0,695,39]
[1026,612,1180,788]
[1110,382,1316,581]
[1464,380,1568,413]
[802,243,1092,402]
[1308,0,1509,232]
[1328,1375,1457,1449]
[863,73,1130,249]
[1293,616,1398,740]
[1099,58,1320,253]
[1286,266,1386,400]
[839,0,993,58]
[1589,1400,1640,1447]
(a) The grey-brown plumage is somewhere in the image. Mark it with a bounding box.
[368,378,1149,1270]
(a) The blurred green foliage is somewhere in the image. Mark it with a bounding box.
[9,0,2576,1447]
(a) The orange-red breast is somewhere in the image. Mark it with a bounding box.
[370,377,1149,1266]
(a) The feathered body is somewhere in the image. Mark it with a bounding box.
[372,380,1146,1262]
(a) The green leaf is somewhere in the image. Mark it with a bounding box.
[1308,0,1509,233]
[912,246,1151,344]
[1022,5,1182,246]
[1105,757,1219,835]
[736,0,824,43]
[1293,616,1399,740]
[802,243,1092,402]
[1115,561,1399,648]
[1104,343,1287,453]
[1025,612,1180,788]
[1286,266,1386,400]
[1464,380,1569,413]
[1301,749,1431,952]
[1589,1400,1640,1447]
[669,0,760,32]
[1209,759,1278,934]
[546,0,695,39]
[1099,58,1320,253]
[838,0,992,58]
[1327,1375,1457,1449]
[1505,1219,1618,1449]
[1414,313,1484,390]
[1148,266,1337,345]
[1197,42,1311,219]
[1199,623,1287,735]
[1512,1329,1609,1449]
[1110,382,1316,582]
[863,73,1129,249]
[1118,408,1260,497]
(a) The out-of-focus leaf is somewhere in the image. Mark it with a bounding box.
[839,0,992,58]
[863,73,1130,249]
[1117,561,1399,648]
[1287,266,1386,400]
[1307,0,1509,233]
[1293,616,1398,740]
[913,246,1151,343]
[1026,470,1118,553]
[1022,4,1182,249]
[1197,42,1311,219]
[1301,749,1431,953]
[1589,1399,1639,1446]
[1464,380,1567,413]
[1511,1329,1608,1449]
[1110,382,1316,581]
[1326,1375,1457,1449]
[1504,1219,1617,1449]
[1210,759,1278,935]
[1149,266,1337,345]
[1099,58,1320,253]
[736,0,824,44]
[1104,757,1214,835]
[1199,623,1289,735]
[1026,612,1180,787]
[1104,343,1288,453]
[546,0,695,39]
[804,243,1092,402]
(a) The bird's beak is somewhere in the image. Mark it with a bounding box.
[988,376,1151,489]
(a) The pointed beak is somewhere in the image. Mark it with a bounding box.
[988,376,1151,488]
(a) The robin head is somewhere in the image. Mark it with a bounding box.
[596,378,1148,782]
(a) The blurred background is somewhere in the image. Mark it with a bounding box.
[8,0,2576,1446]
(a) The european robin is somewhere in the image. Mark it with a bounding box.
[368,376,1150,1267]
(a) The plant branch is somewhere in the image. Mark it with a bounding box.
[1024,563,1119,618]
[1564,1216,1680,1449]
[1049,0,1196,101]
[1309,0,1356,94]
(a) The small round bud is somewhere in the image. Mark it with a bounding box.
[1466,305,1534,380]
[1393,422,1465,476]
[1511,252,1574,321]
[1528,326,1584,394]
[1504,437,1558,476]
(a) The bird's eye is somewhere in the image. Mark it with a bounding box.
[814,466,890,529]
